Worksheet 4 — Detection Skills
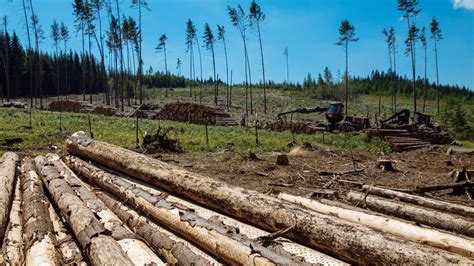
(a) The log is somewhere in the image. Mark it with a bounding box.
[416,181,474,193]
[94,191,215,265]
[47,203,86,265]
[34,156,134,266]
[347,191,474,237]
[279,193,474,258]
[362,185,474,218]
[1,173,23,264]
[64,155,298,265]
[0,152,19,241]
[20,158,62,265]
[64,133,473,264]
[47,154,163,265]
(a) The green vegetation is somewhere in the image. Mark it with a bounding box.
[0,108,390,154]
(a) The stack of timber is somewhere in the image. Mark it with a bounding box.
[0,102,25,109]
[156,102,230,125]
[368,129,431,152]
[265,120,326,134]
[61,131,474,264]
[49,100,93,113]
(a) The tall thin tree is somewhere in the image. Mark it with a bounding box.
[194,27,203,102]
[430,17,443,114]
[29,0,44,108]
[249,0,267,113]
[398,0,421,114]
[114,0,125,110]
[73,0,87,101]
[51,20,61,99]
[420,26,428,112]
[336,19,358,114]
[131,0,149,104]
[156,34,169,97]
[185,19,196,98]
[2,16,10,101]
[228,5,251,116]
[91,0,109,105]
[60,22,70,98]
[203,23,217,105]
[21,0,34,117]
[382,27,395,114]
[217,25,229,107]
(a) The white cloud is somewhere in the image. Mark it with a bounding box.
[452,0,474,10]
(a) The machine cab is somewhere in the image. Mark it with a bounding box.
[325,102,344,124]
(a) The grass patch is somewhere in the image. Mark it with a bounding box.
[0,108,391,154]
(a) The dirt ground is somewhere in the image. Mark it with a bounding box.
[157,145,474,207]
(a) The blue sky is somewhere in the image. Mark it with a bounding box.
[2,0,473,89]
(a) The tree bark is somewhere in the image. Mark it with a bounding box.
[362,185,474,217]
[1,172,23,264]
[20,157,62,265]
[34,156,134,266]
[0,152,19,241]
[48,154,163,265]
[95,190,215,265]
[47,202,85,265]
[64,155,299,265]
[64,133,473,264]
[279,193,474,258]
[347,191,474,238]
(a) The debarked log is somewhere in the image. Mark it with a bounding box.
[20,157,62,265]
[1,170,23,264]
[64,155,299,265]
[34,156,134,266]
[279,193,474,258]
[0,152,19,241]
[95,190,214,265]
[362,185,474,218]
[64,133,474,265]
[347,191,474,238]
[47,154,163,265]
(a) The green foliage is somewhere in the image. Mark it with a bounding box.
[438,98,474,141]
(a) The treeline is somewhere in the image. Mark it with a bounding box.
[302,68,473,102]
[0,31,106,100]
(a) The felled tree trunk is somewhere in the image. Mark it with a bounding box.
[362,185,474,217]
[347,191,474,238]
[0,152,19,241]
[34,156,135,266]
[1,174,23,264]
[47,204,85,265]
[64,134,473,265]
[20,157,62,265]
[95,190,215,265]
[64,155,298,265]
[47,154,163,265]
[279,193,474,258]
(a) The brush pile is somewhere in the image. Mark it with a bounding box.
[156,102,230,125]
[142,126,183,153]
[90,105,118,116]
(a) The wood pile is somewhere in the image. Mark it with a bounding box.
[0,102,25,109]
[265,120,326,134]
[156,102,230,125]
[1,134,473,264]
[49,100,93,113]
[90,105,118,116]
[368,129,431,152]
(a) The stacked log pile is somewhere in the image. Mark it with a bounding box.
[1,134,473,264]
[61,132,474,264]
[49,100,93,113]
[156,102,230,125]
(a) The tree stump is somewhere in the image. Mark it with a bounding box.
[276,154,289,166]
[377,159,395,171]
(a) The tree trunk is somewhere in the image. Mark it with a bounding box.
[63,155,298,265]
[48,154,163,265]
[34,156,134,266]
[362,185,474,217]
[0,152,19,241]
[279,193,474,258]
[20,157,62,265]
[1,173,23,264]
[256,21,267,114]
[64,133,472,265]
[95,190,215,265]
[434,37,440,114]
[346,191,474,238]
[47,201,85,264]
